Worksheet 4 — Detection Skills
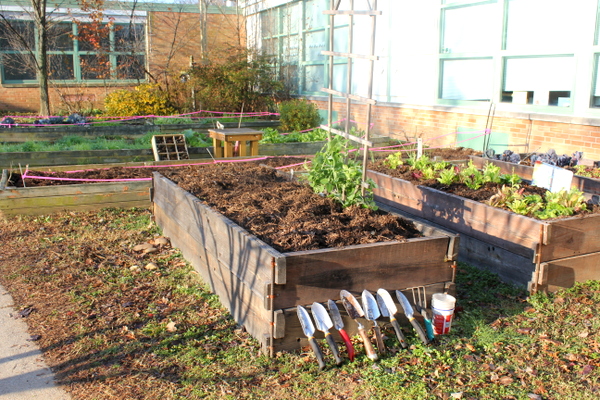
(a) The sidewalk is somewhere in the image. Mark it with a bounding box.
[0,285,71,399]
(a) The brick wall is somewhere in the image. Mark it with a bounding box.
[311,99,600,161]
[0,10,244,115]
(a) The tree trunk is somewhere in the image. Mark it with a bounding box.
[198,0,208,60]
[32,0,50,116]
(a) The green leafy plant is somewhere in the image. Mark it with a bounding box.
[384,152,404,169]
[278,99,322,132]
[305,136,377,209]
[259,128,328,144]
[482,163,502,184]
[459,160,485,190]
[500,172,522,186]
[436,168,458,185]
[181,51,284,113]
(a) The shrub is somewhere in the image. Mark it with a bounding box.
[278,99,322,132]
[178,51,284,113]
[104,84,175,117]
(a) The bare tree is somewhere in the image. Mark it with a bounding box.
[0,0,55,115]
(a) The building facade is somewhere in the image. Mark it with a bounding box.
[0,0,242,114]
[244,0,600,160]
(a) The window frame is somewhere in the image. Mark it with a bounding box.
[0,17,147,85]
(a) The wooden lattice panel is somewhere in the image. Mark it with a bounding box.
[151,134,189,161]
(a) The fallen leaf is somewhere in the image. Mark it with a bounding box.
[466,343,476,352]
[553,297,565,304]
[145,262,159,271]
[580,365,594,375]
[527,394,542,400]
[166,321,177,332]
[578,331,590,338]
[450,392,463,399]
[499,376,514,385]
[517,327,534,334]
[133,243,154,252]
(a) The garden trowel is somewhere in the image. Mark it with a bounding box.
[327,299,355,362]
[297,305,326,370]
[396,290,430,345]
[340,290,378,361]
[361,290,386,354]
[376,288,408,349]
[311,302,343,365]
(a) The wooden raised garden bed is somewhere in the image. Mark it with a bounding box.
[0,179,151,217]
[367,169,600,293]
[468,155,600,197]
[151,172,459,355]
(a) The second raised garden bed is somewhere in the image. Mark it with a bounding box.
[367,169,600,293]
[151,170,459,355]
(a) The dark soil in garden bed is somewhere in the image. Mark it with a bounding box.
[7,157,422,253]
[158,162,422,252]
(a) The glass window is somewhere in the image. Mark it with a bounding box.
[115,24,145,52]
[281,2,300,34]
[116,55,145,80]
[80,54,111,80]
[305,30,326,62]
[282,35,299,63]
[261,10,278,37]
[591,55,600,107]
[305,0,328,30]
[304,65,324,93]
[49,54,75,80]
[442,3,497,53]
[77,23,110,52]
[505,0,581,52]
[2,53,36,80]
[0,20,35,51]
[49,23,73,51]
[440,58,493,101]
[502,56,574,106]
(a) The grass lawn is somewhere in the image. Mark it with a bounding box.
[0,208,598,399]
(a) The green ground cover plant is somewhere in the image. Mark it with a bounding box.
[386,153,588,219]
[0,130,212,152]
[1,208,598,399]
[259,127,328,144]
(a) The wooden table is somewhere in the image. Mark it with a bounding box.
[208,128,263,158]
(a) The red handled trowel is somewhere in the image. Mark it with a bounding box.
[327,299,356,362]
[340,290,378,361]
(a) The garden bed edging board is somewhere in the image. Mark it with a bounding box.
[367,169,600,293]
[0,180,150,217]
[151,171,459,355]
